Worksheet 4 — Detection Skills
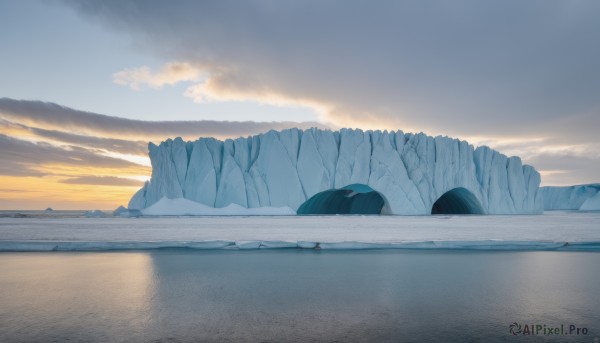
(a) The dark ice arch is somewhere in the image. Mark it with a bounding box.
[431,187,484,215]
[297,184,385,215]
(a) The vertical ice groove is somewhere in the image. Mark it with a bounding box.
[296,129,303,162]
[185,141,193,170]
[401,135,428,211]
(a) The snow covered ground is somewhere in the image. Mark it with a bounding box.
[141,197,295,216]
[0,211,598,251]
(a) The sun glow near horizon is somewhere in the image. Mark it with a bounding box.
[0,175,144,210]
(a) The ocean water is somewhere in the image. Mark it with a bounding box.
[0,249,598,342]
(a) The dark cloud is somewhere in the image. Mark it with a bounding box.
[0,98,327,183]
[28,126,149,156]
[0,98,328,141]
[0,118,149,156]
[527,153,600,172]
[0,188,37,193]
[60,175,143,186]
[0,134,146,177]
[60,0,600,143]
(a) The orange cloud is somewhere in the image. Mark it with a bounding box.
[112,62,202,90]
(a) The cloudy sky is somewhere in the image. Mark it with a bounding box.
[1,0,599,209]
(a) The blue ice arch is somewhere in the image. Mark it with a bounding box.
[297,184,385,215]
[431,187,484,215]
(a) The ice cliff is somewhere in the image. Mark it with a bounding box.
[128,128,543,215]
[540,184,600,210]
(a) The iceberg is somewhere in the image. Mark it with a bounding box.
[129,128,544,215]
[112,205,128,216]
[540,184,600,210]
[580,191,600,211]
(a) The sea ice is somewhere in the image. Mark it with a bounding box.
[1,212,598,251]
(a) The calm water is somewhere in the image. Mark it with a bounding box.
[0,250,598,342]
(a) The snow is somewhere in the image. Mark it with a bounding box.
[0,212,598,251]
[141,197,295,216]
[128,128,544,215]
[541,184,600,210]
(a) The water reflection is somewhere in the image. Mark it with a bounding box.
[503,251,598,323]
[0,252,155,342]
[146,250,600,342]
[0,250,598,342]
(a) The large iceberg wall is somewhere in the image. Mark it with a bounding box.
[540,184,600,210]
[128,128,543,215]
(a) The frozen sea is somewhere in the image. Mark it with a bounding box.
[0,211,599,251]
[0,212,599,342]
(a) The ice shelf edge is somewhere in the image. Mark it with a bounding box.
[1,240,599,251]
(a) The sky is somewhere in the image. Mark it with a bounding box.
[1,0,599,210]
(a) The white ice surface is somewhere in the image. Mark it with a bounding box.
[0,212,598,251]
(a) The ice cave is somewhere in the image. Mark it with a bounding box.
[297,184,386,215]
[128,128,544,215]
[430,187,484,215]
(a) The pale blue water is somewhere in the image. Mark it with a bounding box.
[0,250,598,342]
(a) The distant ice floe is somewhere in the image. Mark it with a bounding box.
[580,192,600,211]
[84,210,106,218]
[541,184,600,211]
